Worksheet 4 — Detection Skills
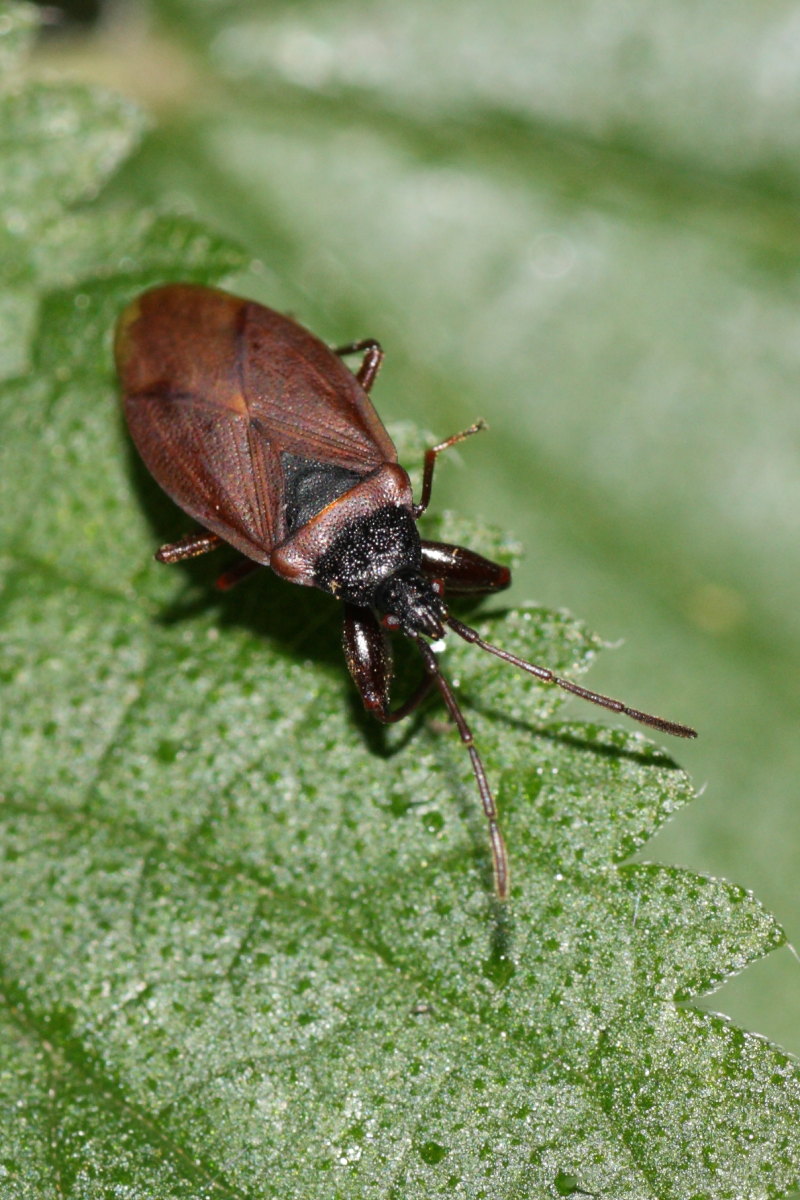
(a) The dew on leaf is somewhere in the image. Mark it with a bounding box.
[418,1139,449,1165]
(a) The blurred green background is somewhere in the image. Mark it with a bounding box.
[36,0,800,1054]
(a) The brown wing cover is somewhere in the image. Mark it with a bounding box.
[115,284,397,562]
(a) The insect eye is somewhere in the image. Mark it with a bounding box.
[431,578,444,596]
[381,614,401,630]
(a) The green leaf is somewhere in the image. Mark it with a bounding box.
[0,0,37,78]
[1,2,799,1197]
[108,0,800,1062]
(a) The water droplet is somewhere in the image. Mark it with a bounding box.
[156,739,179,764]
[482,947,516,989]
[554,1170,596,1197]
[418,1140,449,1165]
[389,793,412,817]
[422,810,444,834]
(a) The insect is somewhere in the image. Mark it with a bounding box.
[115,283,697,900]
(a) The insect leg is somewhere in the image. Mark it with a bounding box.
[334,339,384,392]
[420,540,511,595]
[343,605,505,894]
[155,530,222,564]
[215,558,262,591]
[413,421,488,517]
[412,635,509,900]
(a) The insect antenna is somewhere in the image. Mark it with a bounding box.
[446,615,697,740]
[413,635,510,900]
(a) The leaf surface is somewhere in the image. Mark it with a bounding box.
[0,4,798,1197]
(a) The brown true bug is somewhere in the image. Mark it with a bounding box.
[115,283,697,900]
